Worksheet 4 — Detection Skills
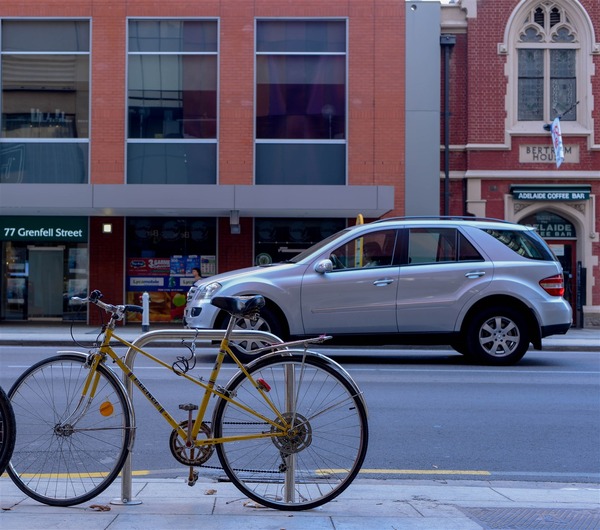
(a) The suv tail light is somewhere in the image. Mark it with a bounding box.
[539,274,565,297]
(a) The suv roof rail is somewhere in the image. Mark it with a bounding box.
[371,215,513,224]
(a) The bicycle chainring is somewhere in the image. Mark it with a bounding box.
[169,420,214,466]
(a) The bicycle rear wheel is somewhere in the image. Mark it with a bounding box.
[0,385,16,475]
[8,354,132,506]
[213,353,368,510]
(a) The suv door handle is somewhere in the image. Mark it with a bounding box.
[373,279,394,286]
[465,271,486,279]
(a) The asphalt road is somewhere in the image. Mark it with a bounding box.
[1,345,599,484]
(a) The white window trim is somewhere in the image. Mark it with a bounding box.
[499,0,600,149]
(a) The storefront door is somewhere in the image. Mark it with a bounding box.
[27,246,63,320]
[548,240,576,315]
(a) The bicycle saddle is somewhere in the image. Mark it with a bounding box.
[211,295,265,317]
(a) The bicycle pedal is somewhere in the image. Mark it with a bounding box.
[187,469,199,487]
[179,403,199,411]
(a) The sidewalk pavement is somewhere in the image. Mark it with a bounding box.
[0,323,598,350]
[1,325,598,529]
[1,476,599,530]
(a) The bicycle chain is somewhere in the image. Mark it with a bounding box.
[185,420,285,474]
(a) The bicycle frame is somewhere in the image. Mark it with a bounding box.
[69,318,296,450]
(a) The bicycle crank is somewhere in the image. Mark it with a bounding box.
[169,420,214,466]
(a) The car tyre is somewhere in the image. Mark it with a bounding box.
[220,305,285,364]
[466,306,529,366]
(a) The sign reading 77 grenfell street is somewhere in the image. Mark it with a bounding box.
[0,216,88,242]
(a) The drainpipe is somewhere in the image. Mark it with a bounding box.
[440,34,456,216]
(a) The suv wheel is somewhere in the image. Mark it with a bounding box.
[220,305,284,364]
[466,306,529,366]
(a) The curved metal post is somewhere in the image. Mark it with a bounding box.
[112,329,284,505]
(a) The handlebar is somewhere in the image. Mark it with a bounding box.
[72,290,143,321]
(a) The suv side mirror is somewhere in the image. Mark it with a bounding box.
[314,259,333,274]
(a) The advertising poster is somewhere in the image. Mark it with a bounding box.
[126,255,213,322]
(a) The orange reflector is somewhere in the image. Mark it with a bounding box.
[99,401,114,417]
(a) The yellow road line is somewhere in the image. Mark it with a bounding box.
[2,469,491,479]
[320,469,491,476]
[1,470,152,479]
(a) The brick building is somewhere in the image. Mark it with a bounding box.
[0,0,598,327]
[442,0,599,327]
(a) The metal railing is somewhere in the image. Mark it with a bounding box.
[112,328,285,505]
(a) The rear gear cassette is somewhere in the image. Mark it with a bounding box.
[271,412,312,454]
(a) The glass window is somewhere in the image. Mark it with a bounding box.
[254,218,345,265]
[458,233,484,262]
[1,20,90,184]
[127,20,218,184]
[128,20,217,52]
[482,228,555,260]
[407,228,471,265]
[329,230,397,270]
[125,217,217,322]
[256,20,346,185]
[2,20,90,52]
[255,143,345,185]
[516,3,577,122]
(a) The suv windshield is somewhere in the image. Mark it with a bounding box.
[482,228,556,260]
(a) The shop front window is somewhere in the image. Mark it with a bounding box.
[126,217,216,322]
[254,218,345,265]
[1,231,88,322]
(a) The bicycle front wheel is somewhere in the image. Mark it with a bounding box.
[213,353,368,510]
[0,385,16,475]
[8,354,132,506]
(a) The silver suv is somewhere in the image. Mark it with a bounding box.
[184,218,572,365]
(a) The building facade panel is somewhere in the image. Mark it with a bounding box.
[1,0,405,325]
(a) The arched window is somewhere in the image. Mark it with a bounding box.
[517,3,577,122]
[502,0,599,135]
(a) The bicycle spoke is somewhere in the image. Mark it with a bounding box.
[8,355,132,506]
[213,353,368,510]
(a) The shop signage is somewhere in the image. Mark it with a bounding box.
[511,186,590,202]
[529,221,575,238]
[0,216,88,242]
[519,145,579,164]
[521,212,576,239]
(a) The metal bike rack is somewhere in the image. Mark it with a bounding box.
[112,328,284,505]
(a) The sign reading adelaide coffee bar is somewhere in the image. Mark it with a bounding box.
[519,145,579,164]
[511,185,590,202]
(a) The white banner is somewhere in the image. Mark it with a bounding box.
[551,117,564,168]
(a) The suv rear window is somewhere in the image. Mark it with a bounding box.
[482,229,555,260]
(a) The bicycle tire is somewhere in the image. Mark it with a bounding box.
[0,385,16,476]
[7,354,132,506]
[212,352,368,510]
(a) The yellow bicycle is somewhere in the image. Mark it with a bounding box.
[7,290,368,510]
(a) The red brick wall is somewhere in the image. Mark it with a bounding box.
[3,0,408,314]
[88,217,125,326]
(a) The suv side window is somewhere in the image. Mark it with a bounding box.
[458,232,484,262]
[330,230,397,270]
[407,228,483,265]
[482,229,555,260]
